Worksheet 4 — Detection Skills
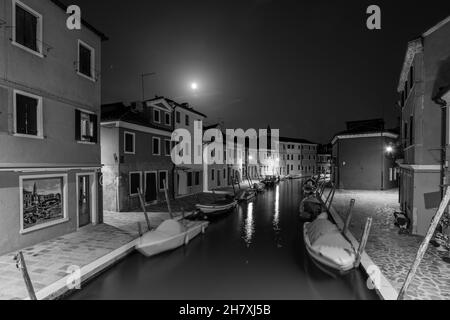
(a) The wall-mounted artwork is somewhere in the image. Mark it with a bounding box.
[22,176,65,231]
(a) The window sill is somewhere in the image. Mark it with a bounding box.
[20,217,69,235]
[13,133,44,140]
[77,71,96,83]
[124,151,135,155]
[11,41,44,58]
[77,140,97,145]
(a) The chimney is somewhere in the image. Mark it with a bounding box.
[130,101,144,113]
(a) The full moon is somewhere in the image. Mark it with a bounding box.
[191,83,198,90]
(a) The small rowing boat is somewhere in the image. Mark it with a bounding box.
[196,200,238,216]
[299,196,323,222]
[136,219,209,257]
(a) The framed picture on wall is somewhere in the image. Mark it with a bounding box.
[20,174,68,234]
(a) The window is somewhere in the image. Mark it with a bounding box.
[78,40,95,80]
[154,109,161,123]
[165,140,171,156]
[14,90,42,138]
[187,172,193,187]
[211,169,215,181]
[13,0,42,56]
[129,172,142,196]
[165,113,171,125]
[20,174,68,234]
[124,132,135,154]
[153,137,161,155]
[75,110,98,143]
[176,111,181,123]
[159,171,168,190]
[195,172,200,186]
[185,115,190,126]
[223,169,226,179]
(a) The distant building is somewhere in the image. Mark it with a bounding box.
[100,100,174,212]
[317,144,332,176]
[279,137,318,179]
[0,0,106,254]
[397,16,450,235]
[331,119,399,191]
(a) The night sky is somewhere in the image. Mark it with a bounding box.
[63,0,450,143]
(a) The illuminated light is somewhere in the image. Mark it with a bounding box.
[386,146,394,153]
[191,82,198,90]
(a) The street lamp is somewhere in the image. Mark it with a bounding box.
[386,146,394,154]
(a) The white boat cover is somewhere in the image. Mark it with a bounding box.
[306,219,355,267]
[157,220,187,236]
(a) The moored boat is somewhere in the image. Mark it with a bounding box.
[136,219,209,257]
[303,216,356,276]
[196,200,238,216]
[239,189,257,202]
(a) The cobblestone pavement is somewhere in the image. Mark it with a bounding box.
[332,189,450,300]
[0,210,185,300]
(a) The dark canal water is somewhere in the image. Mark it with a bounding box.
[68,180,378,300]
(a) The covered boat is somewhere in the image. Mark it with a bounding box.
[299,196,323,221]
[196,200,238,216]
[303,217,356,275]
[136,219,209,257]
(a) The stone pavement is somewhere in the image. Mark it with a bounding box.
[0,210,184,300]
[331,189,450,300]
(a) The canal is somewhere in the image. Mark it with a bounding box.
[68,180,378,300]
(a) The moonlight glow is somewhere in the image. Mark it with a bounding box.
[191,82,198,91]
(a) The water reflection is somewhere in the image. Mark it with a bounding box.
[243,202,255,247]
[273,186,282,248]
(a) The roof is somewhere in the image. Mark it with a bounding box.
[331,129,399,145]
[279,137,318,145]
[49,0,109,41]
[146,96,208,119]
[101,102,172,132]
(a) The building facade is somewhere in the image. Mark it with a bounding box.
[0,0,106,254]
[280,137,318,179]
[101,100,174,212]
[317,144,332,176]
[331,119,399,191]
[397,16,450,235]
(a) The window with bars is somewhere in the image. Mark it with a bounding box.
[14,2,40,54]
[75,110,98,143]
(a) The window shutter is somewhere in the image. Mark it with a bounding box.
[75,109,81,141]
[16,95,27,134]
[91,113,98,143]
[26,97,38,136]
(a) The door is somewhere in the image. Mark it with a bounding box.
[78,175,91,228]
[145,172,158,203]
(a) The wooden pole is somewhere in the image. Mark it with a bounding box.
[398,187,450,300]
[354,217,373,267]
[163,180,174,219]
[137,188,151,231]
[137,222,142,237]
[15,252,37,300]
[343,199,356,235]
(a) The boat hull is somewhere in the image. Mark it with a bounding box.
[136,221,209,257]
[303,222,355,276]
[196,201,237,215]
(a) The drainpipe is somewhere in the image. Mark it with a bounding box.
[433,96,448,196]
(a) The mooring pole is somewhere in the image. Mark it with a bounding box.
[137,188,151,231]
[15,252,37,300]
[398,187,450,300]
[343,199,356,235]
[355,217,373,267]
[163,180,174,219]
